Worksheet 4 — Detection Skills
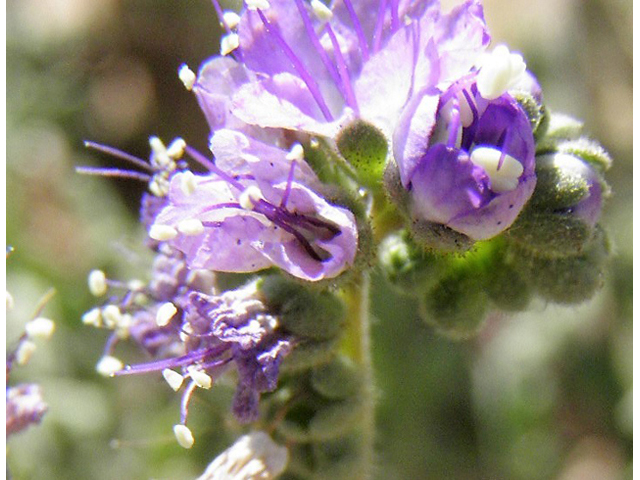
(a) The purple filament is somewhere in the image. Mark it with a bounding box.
[325,24,360,113]
[341,0,370,61]
[84,141,154,172]
[75,166,151,182]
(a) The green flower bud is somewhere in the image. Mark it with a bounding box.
[260,276,345,341]
[420,255,489,340]
[280,340,340,374]
[312,434,365,480]
[378,230,447,295]
[484,241,532,311]
[513,226,610,304]
[336,119,388,188]
[310,356,361,400]
[513,91,547,139]
[557,137,613,174]
[409,218,475,253]
[308,398,363,441]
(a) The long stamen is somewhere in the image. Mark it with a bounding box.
[84,141,154,172]
[292,0,343,96]
[325,24,359,113]
[115,343,231,375]
[256,9,334,121]
[75,166,152,182]
[180,380,198,424]
[390,0,400,31]
[210,0,232,34]
[280,159,297,208]
[185,146,246,191]
[371,0,388,53]
[341,0,369,61]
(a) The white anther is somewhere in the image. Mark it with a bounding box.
[167,138,187,159]
[246,0,270,10]
[149,176,170,197]
[178,218,205,236]
[163,368,185,391]
[149,224,178,241]
[82,308,103,327]
[220,33,240,56]
[150,136,172,168]
[188,367,213,389]
[174,424,195,449]
[149,136,167,155]
[127,279,146,291]
[96,355,124,377]
[180,171,198,196]
[285,143,305,161]
[178,64,197,91]
[101,305,122,329]
[239,185,264,210]
[25,317,55,340]
[16,340,37,366]
[311,0,333,21]
[88,269,108,297]
[156,302,178,327]
[6,291,14,311]
[476,44,526,100]
[222,11,241,30]
[115,313,132,339]
[470,146,524,193]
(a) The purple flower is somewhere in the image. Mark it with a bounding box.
[151,130,358,281]
[6,384,48,437]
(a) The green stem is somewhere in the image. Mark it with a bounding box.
[341,271,375,478]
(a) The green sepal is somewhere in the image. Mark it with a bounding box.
[557,137,613,173]
[259,275,345,341]
[378,230,447,295]
[484,240,532,311]
[409,218,475,253]
[506,209,593,257]
[312,433,366,480]
[280,339,341,374]
[310,355,361,401]
[336,119,388,189]
[530,153,592,210]
[513,91,547,139]
[419,247,490,340]
[535,112,584,154]
[512,226,610,304]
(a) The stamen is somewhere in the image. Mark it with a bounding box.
[211,0,232,34]
[476,45,526,100]
[75,167,151,182]
[173,423,195,449]
[180,171,198,195]
[167,138,187,159]
[285,143,304,161]
[84,141,153,172]
[102,305,122,328]
[25,317,55,340]
[149,224,179,241]
[371,0,388,53]
[325,24,359,113]
[88,269,108,297]
[279,160,298,208]
[16,340,37,366]
[221,33,240,56]
[188,367,213,389]
[239,185,264,210]
[180,380,198,424]
[470,146,523,193]
[97,355,124,377]
[341,0,370,61]
[115,343,231,375]
[222,10,241,29]
[178,64,197,91]
[311,0,332,21]
[82,308,102,327]
[163,368,185,391]
[246,0,271,10]
[156,302,178,327]
[185,146,246,191]
[256,9,334,121]
[177,218,206,236]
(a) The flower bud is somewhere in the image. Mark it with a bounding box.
[280,339,340,373]
[309,398,363,441]
[311,356,361,400]
[420,259,489,340]
[513,226,610,304]
[484,242,532,311]
[336,119,388,188]
[259,276,345,341]
[378,230,447,294]
[507,153,604,256]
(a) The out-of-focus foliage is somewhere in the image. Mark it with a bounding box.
[6,0,631,479]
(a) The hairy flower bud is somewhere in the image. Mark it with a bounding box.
[336,119,388,188]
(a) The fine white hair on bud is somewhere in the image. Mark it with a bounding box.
[178,64,197,91]
[25,317,56,340]
[149,224,178,241]
[166,138,187,159]
[470,146,524,193]
[246,0,270,11]
[196,431,289,480]
[222,11,241,29]
[173,424,195,449]
[82,308,103,327]
[180,170,198,196]
[156,302,178,327]
[177,218,205,236]
[101,305,122,328]
[239,185,264,210]
[16,340,37,366]
[285,143,305,161]
[476,44,526,100]
[162,368,185,391]
[188,367,213,389]
[96,356,123,377]
[220,33,240,56]
[311,0,333,21]
[88,269,108,297]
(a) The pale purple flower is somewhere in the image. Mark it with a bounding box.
[6,384,48,437]
[151,130,358,281]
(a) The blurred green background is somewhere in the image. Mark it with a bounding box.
[6,0,632,478]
